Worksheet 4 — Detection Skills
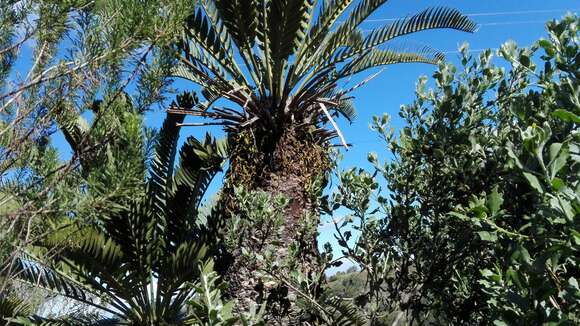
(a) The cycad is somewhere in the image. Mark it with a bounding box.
[2,95,228,325]
[169,0,477,319]
[169,0,477,320]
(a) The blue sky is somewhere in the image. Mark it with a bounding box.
[34,1,578,270]
[336,0,578,169]
[315,0,578,271]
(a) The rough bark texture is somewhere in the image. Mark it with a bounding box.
[221,128,330,324]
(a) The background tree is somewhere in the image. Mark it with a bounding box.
[0,0,196,319]
[168,0,477,319]
[326,14,579,325]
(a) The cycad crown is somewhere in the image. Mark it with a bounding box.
[172,0,477,142]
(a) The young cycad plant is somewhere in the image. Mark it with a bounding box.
[3,95,228,325]
[168,0,477,318]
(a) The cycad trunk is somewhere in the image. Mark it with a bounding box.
[221,127,330,324]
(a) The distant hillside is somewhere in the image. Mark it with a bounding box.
[325,267,367,299]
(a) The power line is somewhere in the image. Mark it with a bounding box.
[361,8,578,23]
[443,48,490,54]
[478,20,547,26]
[361,19,551,33]
[466,8,576,17]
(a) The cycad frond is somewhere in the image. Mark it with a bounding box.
[334,98,357,123]
[309,0,356,43]
[149,93,193,222]
[27,315,120,326]
[183,7,248,87]
[0,295,32,324]
[212,0,259,50]
[339,45,444,76]
[360,7,477,55]
[268,0,314,86]
[7,256,114,316]
[63,227,124,273]
[324,297,367,325]
[166,134,226,250]
[289,0,389,78]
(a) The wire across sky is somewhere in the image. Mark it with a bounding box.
[361,8,578,23]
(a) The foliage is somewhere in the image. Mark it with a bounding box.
[0,295,32,326]
[0,0,199,318]
[169,0,476,147]
[220,188,291,321]
[3,2,578,326]
[187,260,237,326]
[456,16,579,324]
[2,98,232,324]
[322,167,393,324]
[325,14,579,325]
[187,259,268,326]
[325,267,366,299]
[225,187,288,254]
[170,3,475,321]
[0,0,197,231]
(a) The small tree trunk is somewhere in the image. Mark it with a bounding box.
[221,128,330,324]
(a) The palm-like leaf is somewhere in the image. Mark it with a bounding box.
[166,134,226,249]
[26,316,120,326]
[172,1,476,144]
[338,44,445,77]
[0,295,32,325]
[324,297,368,326]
